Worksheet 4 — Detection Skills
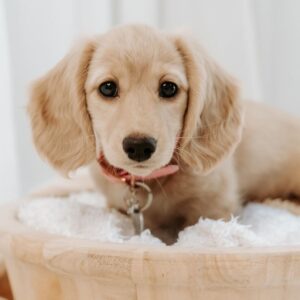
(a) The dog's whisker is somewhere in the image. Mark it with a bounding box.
[174,145,201,167]
[154,178,169,203]
[172,155,185,171]
[53,147,96,161]
[176,134,211,140]
[59,135,96,146]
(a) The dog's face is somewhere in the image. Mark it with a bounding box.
[85,27,187,176]
[28,25,243,177]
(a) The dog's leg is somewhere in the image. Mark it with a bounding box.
[147,176,241,245]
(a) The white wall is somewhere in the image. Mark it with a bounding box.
[1,0,300,200]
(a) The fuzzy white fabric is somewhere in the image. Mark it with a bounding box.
[17,192,300,247]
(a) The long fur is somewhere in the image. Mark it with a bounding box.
[28,39,96,175]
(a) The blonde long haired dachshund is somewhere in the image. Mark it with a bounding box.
[28,24,300,243]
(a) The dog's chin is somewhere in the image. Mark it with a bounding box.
[99,147,177,181]
[123,165,157,177]
[98,153,165,179]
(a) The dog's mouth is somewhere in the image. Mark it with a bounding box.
[98,154,179,183]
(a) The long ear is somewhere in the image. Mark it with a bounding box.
[173,35,244,173]
[28,39,96,175]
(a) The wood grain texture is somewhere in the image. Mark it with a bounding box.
[1,202,300,300]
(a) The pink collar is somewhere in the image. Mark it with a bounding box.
[98,155,179,184]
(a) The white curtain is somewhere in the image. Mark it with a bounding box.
[1,0,299,201]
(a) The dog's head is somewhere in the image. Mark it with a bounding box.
[28,25,243,178]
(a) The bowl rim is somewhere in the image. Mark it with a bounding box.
[2,201,300,284]
[1,201,300,256]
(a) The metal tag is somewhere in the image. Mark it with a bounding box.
[127,204,144,234]
[124,181,153,235]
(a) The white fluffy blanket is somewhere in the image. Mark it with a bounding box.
[18,192,300,247]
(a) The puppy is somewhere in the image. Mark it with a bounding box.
[28,24,300,243]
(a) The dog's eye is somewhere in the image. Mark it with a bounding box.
[98,81,118,98]
[159,81,178,98]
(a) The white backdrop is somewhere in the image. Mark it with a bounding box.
[1,0,300,201]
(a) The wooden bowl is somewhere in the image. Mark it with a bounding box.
[1,202,300,300]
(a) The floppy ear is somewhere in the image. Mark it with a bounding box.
[28,39,96,175]
[173,35,244,173]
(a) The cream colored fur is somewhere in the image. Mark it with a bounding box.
[28,25,300,243]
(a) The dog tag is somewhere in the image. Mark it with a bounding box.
[124,181,153,235]
[127,203,144,234]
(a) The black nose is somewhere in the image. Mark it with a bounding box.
[122,136,157,162]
